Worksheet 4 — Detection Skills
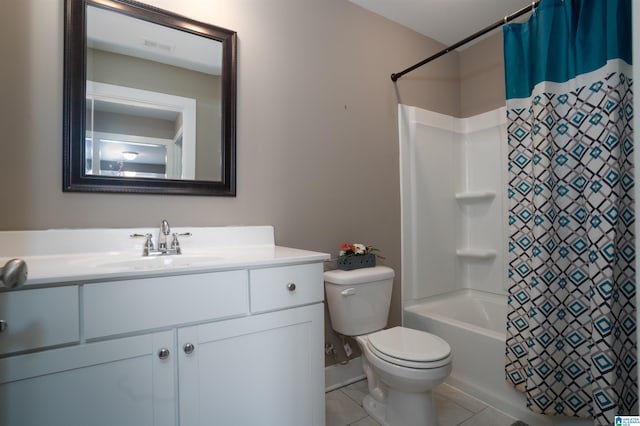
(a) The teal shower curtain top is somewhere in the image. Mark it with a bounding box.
[504,0,632,100]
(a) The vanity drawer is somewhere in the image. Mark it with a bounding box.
[0,286,80,356]
[84,270,249,339]
[249,263,323,313]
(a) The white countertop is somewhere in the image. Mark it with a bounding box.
[0,226,330,287]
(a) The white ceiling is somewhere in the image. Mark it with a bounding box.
[349,0,535,47]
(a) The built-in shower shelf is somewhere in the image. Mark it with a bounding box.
[456,248,497,260]
[455,191,496,202]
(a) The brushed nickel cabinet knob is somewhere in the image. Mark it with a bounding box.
[158,348,170,360]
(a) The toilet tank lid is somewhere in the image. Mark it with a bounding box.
[323,265,394,285]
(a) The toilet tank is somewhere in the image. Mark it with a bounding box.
[324,266,395,336]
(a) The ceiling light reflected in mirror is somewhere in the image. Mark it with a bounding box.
[122,151,139,161]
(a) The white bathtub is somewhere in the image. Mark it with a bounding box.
[404,289,590,426]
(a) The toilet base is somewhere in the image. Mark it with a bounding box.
[363,394,388,426]
[362,390,436,426]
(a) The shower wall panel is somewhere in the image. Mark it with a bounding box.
[399,105,463,301]
[400,105,508,303]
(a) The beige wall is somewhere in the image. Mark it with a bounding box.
[1,0,506,366]
[459,32,506,117]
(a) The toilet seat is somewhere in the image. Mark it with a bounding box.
[367,326,451,369]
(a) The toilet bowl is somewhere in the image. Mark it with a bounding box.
[324,266,452,426]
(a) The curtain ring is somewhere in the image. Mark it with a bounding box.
[504,15,508,24]
[531,1,536,15]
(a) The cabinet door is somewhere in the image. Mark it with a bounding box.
[0,331,176,426]
[178,304,324,426]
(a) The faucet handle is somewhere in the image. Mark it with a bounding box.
[171,232,192,255]
[131,233,154,256]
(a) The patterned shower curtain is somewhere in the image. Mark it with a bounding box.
[503,0,635,424]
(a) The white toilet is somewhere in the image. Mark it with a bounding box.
[324,266,451,426]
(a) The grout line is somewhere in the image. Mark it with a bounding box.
[456,406,488,426]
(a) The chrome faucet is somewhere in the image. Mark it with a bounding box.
[158,220,171,252]
[131,220,191,256]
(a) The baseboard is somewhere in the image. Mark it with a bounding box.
[324,356,365,392]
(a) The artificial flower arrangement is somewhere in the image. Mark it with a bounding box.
[337,242,380,270]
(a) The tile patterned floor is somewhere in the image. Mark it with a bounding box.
[326,380,517,426]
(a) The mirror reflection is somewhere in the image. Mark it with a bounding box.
[85,4,220,181]
[63,0,237,195]
[85,81,198,179]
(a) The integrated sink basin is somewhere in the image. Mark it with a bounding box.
[96,254,223,271]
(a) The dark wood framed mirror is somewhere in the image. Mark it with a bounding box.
[63,0,237,195]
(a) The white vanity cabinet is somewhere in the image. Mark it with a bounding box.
[178,304,324,426]
[0,330,176,426]
[0,261,325,426]
[178,263,325,426]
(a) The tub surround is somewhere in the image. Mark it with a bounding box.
[398,105,508,301]
[0,226,329,426]
[399,106,591,425]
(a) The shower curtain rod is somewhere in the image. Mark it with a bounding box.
[390,1,540,82]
